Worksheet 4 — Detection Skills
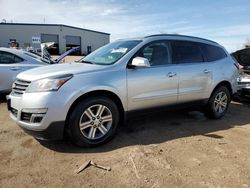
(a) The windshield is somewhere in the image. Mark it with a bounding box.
[81,40,142,65]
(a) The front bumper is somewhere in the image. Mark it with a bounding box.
[237,76,250,92]
[7,92,68,140]
[238,83,250,91]
[19,121,65,140]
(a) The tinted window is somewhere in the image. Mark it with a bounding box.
[137,42,171,66]
[200,43,227,62]
[171,41,204,64]
[0,51,23,64]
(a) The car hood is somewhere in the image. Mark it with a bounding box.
[17,62,108,81]
[231,48,250,66]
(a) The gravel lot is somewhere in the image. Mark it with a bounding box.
[1,94,250,188]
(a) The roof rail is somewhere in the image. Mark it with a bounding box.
[144,34,218,44]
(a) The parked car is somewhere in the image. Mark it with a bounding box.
[7,34,238,147]
[232,48,250,74]
[231,48,250,97]
[0,47,50,93]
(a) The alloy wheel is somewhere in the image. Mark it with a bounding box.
[79,104,113,140]
[213,91,228,114]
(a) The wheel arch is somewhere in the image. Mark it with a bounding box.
[211,81,233,98]
[65,90,125,131]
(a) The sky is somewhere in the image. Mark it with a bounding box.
[1,0,250,52]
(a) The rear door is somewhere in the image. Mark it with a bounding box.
[127,41,178,111]
[0,51,25,92]
[171,41,213,103]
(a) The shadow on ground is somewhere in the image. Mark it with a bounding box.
[0,94,7,103]
[39,101,250,153]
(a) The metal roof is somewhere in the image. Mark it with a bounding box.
[0,23,110,35]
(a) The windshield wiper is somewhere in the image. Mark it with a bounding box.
[81,60,96,64]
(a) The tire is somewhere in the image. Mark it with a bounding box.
[205,86,231,119]
[68,96,120,147]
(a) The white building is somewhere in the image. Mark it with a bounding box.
[0,23,110,55]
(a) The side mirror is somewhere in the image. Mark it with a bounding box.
[131,57,150,68]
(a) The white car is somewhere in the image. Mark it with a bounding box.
[0,47,50,93]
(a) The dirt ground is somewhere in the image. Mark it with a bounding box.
[1,95,250,188]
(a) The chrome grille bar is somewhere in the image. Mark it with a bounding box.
[12,79,31,95]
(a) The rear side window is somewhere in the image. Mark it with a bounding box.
[171,41,204,64]
[200,44,227,62]
[0,51,23,64]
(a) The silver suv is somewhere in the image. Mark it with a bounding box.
[7,34,238,147]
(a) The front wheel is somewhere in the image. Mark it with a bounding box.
[68,96,120,147]
[205,86,231,119]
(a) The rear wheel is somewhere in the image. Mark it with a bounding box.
[205,86,231,119]
[68,96,119,147]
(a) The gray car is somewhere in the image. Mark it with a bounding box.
[0,47,49,93]
[7,34,238,147]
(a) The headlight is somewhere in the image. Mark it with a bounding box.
[26,74,73,93]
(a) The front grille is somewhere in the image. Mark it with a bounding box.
[238,82,250,85]
[10,107,18,117]
[12,79,31,95]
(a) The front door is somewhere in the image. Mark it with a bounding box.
[127,41,178,111]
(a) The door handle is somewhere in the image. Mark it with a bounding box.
[10,67,21,71]
[203,69,210,74]
[167,72,177,77]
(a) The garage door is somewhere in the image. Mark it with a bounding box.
[41,34,58,43]
[41,34,59,55]
[66,35,81,55]
[66,36,81,45]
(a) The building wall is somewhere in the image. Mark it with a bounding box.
[0,24,110,54]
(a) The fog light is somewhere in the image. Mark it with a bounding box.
[30,114,45,123]
[21,108,47,123]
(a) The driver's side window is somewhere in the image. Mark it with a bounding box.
[138,42,171,66]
